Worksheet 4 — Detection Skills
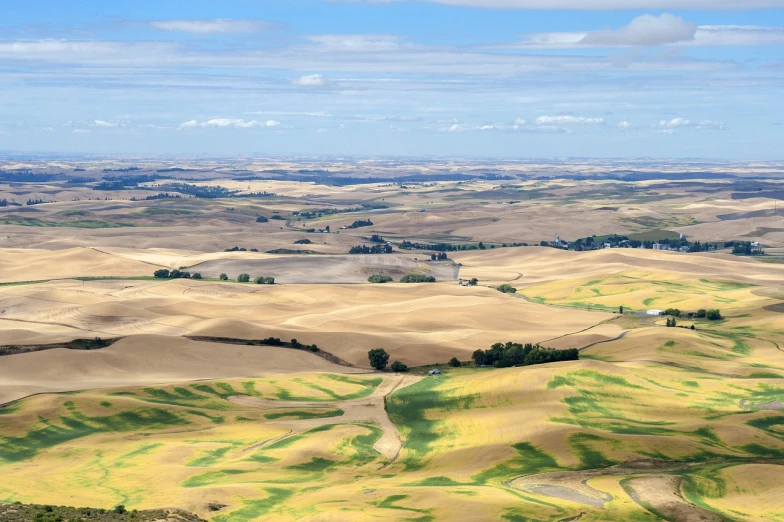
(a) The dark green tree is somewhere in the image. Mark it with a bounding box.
[449,357,461,367]
[237,273,251,283]
[219,273,228,281]
[368,348,390,370]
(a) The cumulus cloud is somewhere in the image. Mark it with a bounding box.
[293,74,328,87]
[179,118,280,129]
[149,19,267,34]
[536,115,605,125]
[580,14,697,47]
[618,121,632,129]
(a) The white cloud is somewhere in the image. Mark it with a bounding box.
[179,118,280,129]
[659,117,691,127]
[293,74,328,87]
[514,118,527,125]
[91,120,119,128]
[618,121,632,129]
[149,19,267,34]
[536,115,605,125]
[580,14,697,47]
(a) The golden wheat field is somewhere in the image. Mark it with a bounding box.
[1,167,784,521]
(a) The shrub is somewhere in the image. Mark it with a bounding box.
[219,273,228,281]
[192,273,202,280]
[294,239,312,245]
[153,269,170,278]
[497,284,517,294]
[400,274,436,283]
[254,276,265,284]
[368,275,394,284]
[237,273,251,283]
[256,215,268,223]
[368,348,390,370]
[448,357,461,367]
[264,277,275,285]
[390,361,408,372]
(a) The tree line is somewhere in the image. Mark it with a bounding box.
[349,244,393,254]
[473,342,579,368]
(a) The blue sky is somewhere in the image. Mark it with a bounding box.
[2,0,784,159]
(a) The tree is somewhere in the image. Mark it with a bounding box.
[254,276,265,284]
[264,277,275,284]
[192,273,202,280]
[664,308,681,318]
[696,309,707,318]
[237,273,251,283]
[497,284,517,294]
[368,275,393,284]
[472,349,486,366]
[619,305,624,314]
[170,269,183,279]
[219,273,228,281]
[256,215,268,223]
[391,361,408,372]
[706,309,723,321]
[449,357,461,367]
[469,278,478,286]
[368,348,390,370]
[154,269,170,279]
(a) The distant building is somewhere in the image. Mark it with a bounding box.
[652,243,670,251]
[552,234,568,248]
[428,369,442,375]
[647,310,664,316]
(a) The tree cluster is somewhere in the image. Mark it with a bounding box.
[349,244,393,254]
[731,241,765,256]
[253,276,276,285]
[347,219,374,228]
[368,275,394,284]
[430,252,448,261]
[497,284,517,294]
[153,269,201,280]
[472,342,579,368]
[400,274,436,283]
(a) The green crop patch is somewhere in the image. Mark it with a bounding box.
[263,409,344,420]
[387,376,478,471]
[473,442,561,484]
[0,406,189,462]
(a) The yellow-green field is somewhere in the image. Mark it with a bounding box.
[2,172,784,520]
